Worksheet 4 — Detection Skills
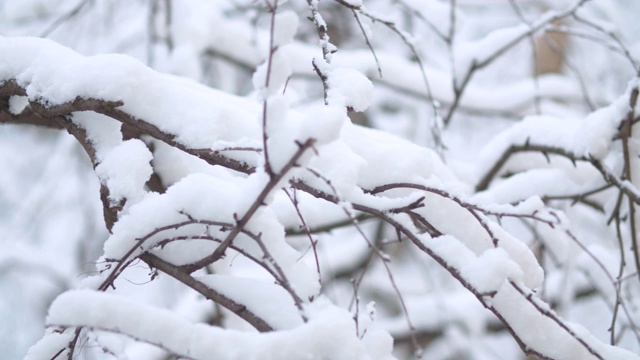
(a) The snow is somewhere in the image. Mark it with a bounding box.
[71,111,123,159]
[341,124,461,191]
[477,90,630,186]
[264,95,296,169]
[8,95,28,114]
[327,67,374,112]
[97,167,322,298]
[150,141,253,188]
[405,190,544,289]
[197,274,303,330]
[234,202,321,300]
[24,333,73,360]
[473,195,546,216]
[262,98,346,176]
[361,329,395,360]
[94,139,153,205]
[301,137,366,200]
[0,36,263,154]
[400,0,451,36]
[41,290,393,360]
[461,248,523,293]
[253,48,292,99]
[273,11,299,48]
[576,95,630,158]
[270,186,353,231]
[102,173,256,260]
[266,0,290,7]
[486,222,544,288]
[297,104,347,145]
[474,168,582,204]
[490,283,640,360]
[420,230,538,293]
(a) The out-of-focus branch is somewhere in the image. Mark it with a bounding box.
[40,0,91,37]
[620,82,640,282]
[442,0,592,125]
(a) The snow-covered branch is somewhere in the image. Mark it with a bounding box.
[3,1,640,359]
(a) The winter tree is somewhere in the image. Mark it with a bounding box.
[1,0,640,359]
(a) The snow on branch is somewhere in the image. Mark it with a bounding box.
[31,290,385,360]
[2,8,640,358]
